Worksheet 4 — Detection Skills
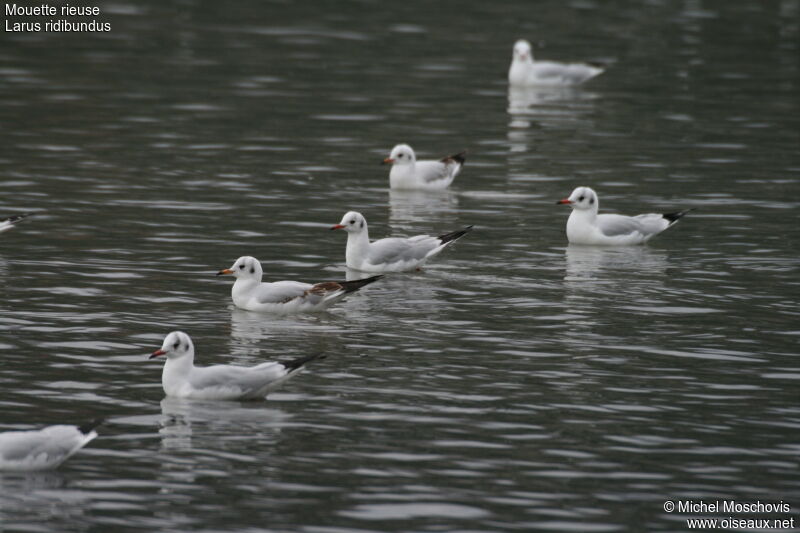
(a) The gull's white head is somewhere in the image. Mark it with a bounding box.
[557,186,599,211]
[330,211,367,234]
[383,144,416,166]
[513,39,533,62]
[150,331,194,360]
[217,256,263,280]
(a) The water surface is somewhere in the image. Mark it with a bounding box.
[1,1,799,531]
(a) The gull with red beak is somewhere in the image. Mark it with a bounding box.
[382,143,466,190]
[330,210,473,272]
[557,186,693,245]
[217,255,381,313]
[149,331,322,401]
[0,419,102,471]
[508,39,604,87]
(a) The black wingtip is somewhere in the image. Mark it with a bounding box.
[450,150,467,166]
[663,208,695,224]
[78,418,105,435]
[437,225,474,244]
[2,213,34,224]
[281,352,327,372]
[339,274,383,293]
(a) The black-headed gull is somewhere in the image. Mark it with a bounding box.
[0,419,102,471]
[330,211,473,272]
[382,144,466,190]
[149,331,322,401]
[217,256,382,313]
[509,39,603,87]
[0,213,33,234]
[557,186,693,245]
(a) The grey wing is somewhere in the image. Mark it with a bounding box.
[191,363,287,392]
[0,427,80,462]
[596,214,645,237]
[416,160,454,184]
[533,61,601,84]
[632,213,671,235]
[368,236,439,265]
[253,281,313,304]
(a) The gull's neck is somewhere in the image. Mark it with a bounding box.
[162,353,195,395]
[345,228,371,267]
[232,275,261,298]
[509,57,534,84]
[568,207,598,227]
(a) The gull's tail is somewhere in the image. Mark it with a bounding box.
[442,150,467,167]
[338,274,383,294]
[77,418,104,435]
[0,213,33,232]
[663,208,695,226]
[438,225,474,245]
[281,352,326,373]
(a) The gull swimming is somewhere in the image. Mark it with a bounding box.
[149,331,322,401]
[382,144,466,190]
[557,186,693,245]
[0,419,102,471]
[508,39,603,87]
[217,256,381,313]
[0,213,33,234]
[330,211,472,272]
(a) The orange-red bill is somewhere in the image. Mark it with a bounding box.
[330,224,345,230]
[382,158,394,165]
[149,349,166,359]
[216,268,234,276]
[556,198,572,205]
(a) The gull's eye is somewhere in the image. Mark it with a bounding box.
[350,219,356,224]
[173,341,180,349]
[398,154,403,158]
[239,264,245,269]
[578,195,585,202]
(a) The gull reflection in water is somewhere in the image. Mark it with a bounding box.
[507,86,599,152]
[159,397,290,451]
[228,307,334,346]
[0,470,80,520]
[389,188,459,233]
[561,245,670,339]
[564,244,669,302]
[508,85,586,114]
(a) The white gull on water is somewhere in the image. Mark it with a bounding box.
[217,256,381,313]
[382,144,466,190]
[331,211,472,272]
[557,186,693,245]
[149,331,322,401]
[0,419,102,471]
[508,39,603,87]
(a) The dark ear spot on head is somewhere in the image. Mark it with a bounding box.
[250,267,255,274]
[360,221,364,229]
[589,197,595,204]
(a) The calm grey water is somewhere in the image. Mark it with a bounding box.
[1,1,799,531]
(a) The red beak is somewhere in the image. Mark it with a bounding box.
[330,224,345,230]
[149,349,166,360]
[382,158,394,165]
[556,198,572,205]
